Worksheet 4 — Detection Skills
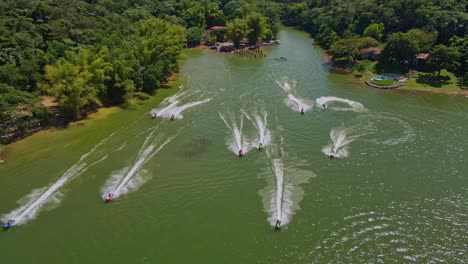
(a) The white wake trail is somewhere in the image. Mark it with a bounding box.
[272,159,284,224]
[219,112,253,155]
[315,96,366,112]
[102,133,177,199]
[243,109,271,148]
[275,76,312,112]
[150,88,211,120]
[322,127,356,158]
[1,134,114,225]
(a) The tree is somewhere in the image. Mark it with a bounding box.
[316,27,340,49]
[363,23,384,41]
[330,39,360,65]
[43,49,112,118]
[429,45,461,75]
[381,32,418,64]
[245,13,267,45]
[407,29,438,53]
[450,36,468,74]
[186,27,204,47]
[330,37,380,65]
[226,18,250,47]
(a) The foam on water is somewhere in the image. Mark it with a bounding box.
[150,87,211,119]
[242,109,271,148]
[260,137,316,228]
[308,193,467,262]
[101,130,177,199]
[1,134,114,225]
[316,96,366,112]
[356,113,416,146]
[322,127,356,158]
[275,76,312,112]
[219,112,254,155]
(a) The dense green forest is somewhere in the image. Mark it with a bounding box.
[0,0,466,143]
[0,0,282,143]
[279,0,467,76]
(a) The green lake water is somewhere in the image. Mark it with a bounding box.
[0,28,467,263]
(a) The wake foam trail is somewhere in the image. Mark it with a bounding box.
[219,112,253,155]
[275,76,297,93]
[261,140,315,228]
[357,114,416,146]
[150,88,211,120]
[269,159,289,225]
[322,127,356,158]
[286,94,312,112]
[1,134,114,225]
[275,76,312,112]
[315,96,366,112]
[242,109,271,148]
[101,133,177,199]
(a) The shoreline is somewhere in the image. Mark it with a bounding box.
[321,51,467,96]
[0,72,181,163]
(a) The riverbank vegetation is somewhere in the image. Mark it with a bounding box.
[1,0,466,143]
[278,0,467,90]
[0,0,282,144]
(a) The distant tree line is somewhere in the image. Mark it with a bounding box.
[0,0,284,143]
[277,0,467,78]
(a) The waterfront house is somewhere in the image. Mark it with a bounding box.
[415,53,429,69]
[359,47,382,60]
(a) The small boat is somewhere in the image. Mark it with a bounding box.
[105,193,114,202]
[258,143,263,150]
[2,220,15,229]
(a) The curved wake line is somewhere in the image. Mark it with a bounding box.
[219,112,253,155]
[242,109,271,148]
[117,137,175,196]
[286,94,312,112]
[1,133,115,225]
[151,88,212,120]
[275,76,312,112]
[103,134,177,200]
[316,96,366,112]
[322,127,356,158]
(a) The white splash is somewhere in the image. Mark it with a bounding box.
[101,130,177,200]
[242,109,271,149]
[315,96,366,112]
[275,76,312,112]
[150,88,211,120]
[1,134,114,225]
[322,127,356,158]
[219,112,254,156]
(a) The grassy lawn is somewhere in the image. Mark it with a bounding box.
[406,70,460,91]
[357,61,464,91]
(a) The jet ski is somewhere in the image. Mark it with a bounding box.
[322,103,327,109]
[274,219,281,230]
[329,150,335,158]
[170,114,175,120]
[301,108,305,115]
[105,193,114,202]
[2,219,15,229]
[238,149,244,157]
[258,143,263,150]
[151,113,157,119]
